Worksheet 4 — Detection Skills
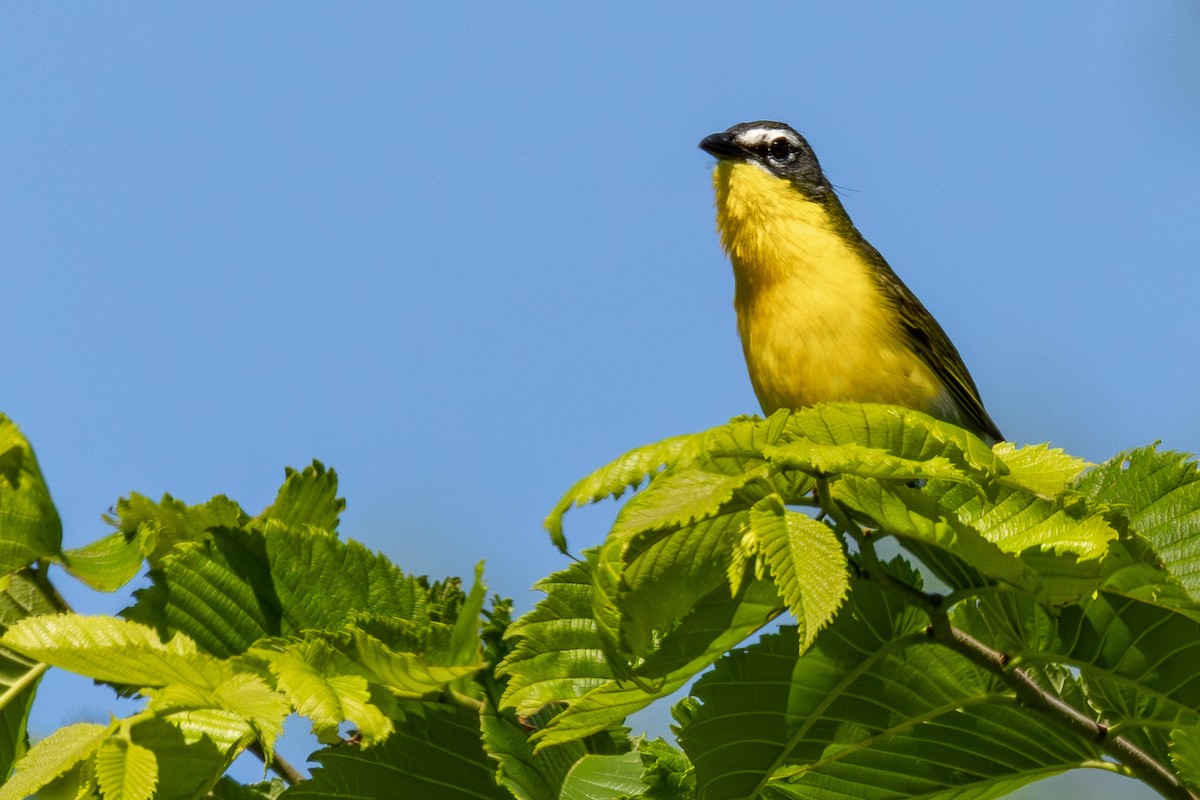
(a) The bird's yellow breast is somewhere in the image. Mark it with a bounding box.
[712,160,944,413]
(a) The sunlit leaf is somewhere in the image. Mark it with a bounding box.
[993,441,1090,497]
[545,432,710,552]
[742,495,848,648]
[765,438,968,483]
[106,492,245,567]
[1076,446,1200,598]
[628,738,694,800]
[931,480,1117,561]
[0,415,62,574]
[832,477,1038,593]
[0,722,107,800]
[559,751,647,800]
[499,558,609,717]
[56,528,153,592]
[251,637,394,746]
[254,461,344,533]
[3,615,231,689]
[124,522,449,659]
[785,403,1002,477]
[128,715,238,800]
[0,570,57,780]
[94,739,158,800]
[123,528,277,657]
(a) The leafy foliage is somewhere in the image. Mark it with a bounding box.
[4,403,1200,798]
[0,415,62,575]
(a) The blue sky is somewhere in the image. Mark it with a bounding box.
[4,4,1198,796]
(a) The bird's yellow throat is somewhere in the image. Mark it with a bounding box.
[711,160,944,414]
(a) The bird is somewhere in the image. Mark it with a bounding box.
[699,121,1003,443]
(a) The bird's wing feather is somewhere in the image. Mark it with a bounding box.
[886,277,1004,442]
[858,242,1004,442]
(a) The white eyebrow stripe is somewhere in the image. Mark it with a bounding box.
[735,127,802,148]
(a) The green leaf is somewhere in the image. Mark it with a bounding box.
[608,464,769,542]
[546,413,796,554]
[2,615,231,690]
[499,558,609,718]
[627,739,694,800]
[785,403,1003,477]
[993,441,1090,496]
[124,522,449,659]
[1171,727,1200,790]
[95,739,158,800]
[57,528,153,592]
[445,561,487,665]
[481,706,576,800]
[0,568,59,627]
[123,527,277,657]
[559,414,808,663]
[254,461,344,532]
[281,705,510,800]
[1075,446,1200,598]
[765,438,968,483]
[926,474,1113,563]
[251,637,394,746]
[128,715,239,800]
[209,777,287,800]
[0,669,39,782]
[0,722,108,800]
[152,705,253,756]
[1048,590,1200,727]
[590,424,804,661]
[611,511,747,660]
[499,554,784,749]
[741,495,848,648]
[831,477,1039,593]
[531,578,783,748]
[108,492,246,567]
[676,573,1101,800]
[1,613,275,790]
[208,673,290,755]
[559,751,647,800]
[0,415,62,573]
[266,523,434,637]
[957,585,1200,780]
[689,411,797,479]
[343,627,482,698]
[545,431,710,552]
[0,570,58,780]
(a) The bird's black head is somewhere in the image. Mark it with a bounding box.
[699,121,830,200]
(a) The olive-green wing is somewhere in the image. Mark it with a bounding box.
[871,257,1004,443]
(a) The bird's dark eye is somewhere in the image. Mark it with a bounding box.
[767,137,792,162]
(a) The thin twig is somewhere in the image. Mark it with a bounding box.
[247,741,306,786]
[938,626,1194,800]
[443,687,485,714]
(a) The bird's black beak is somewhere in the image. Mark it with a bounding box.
[699,131,742,160]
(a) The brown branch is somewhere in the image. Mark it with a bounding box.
[814,479,1198,800]
[937,625,1195,800]
[247,741,306,786]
